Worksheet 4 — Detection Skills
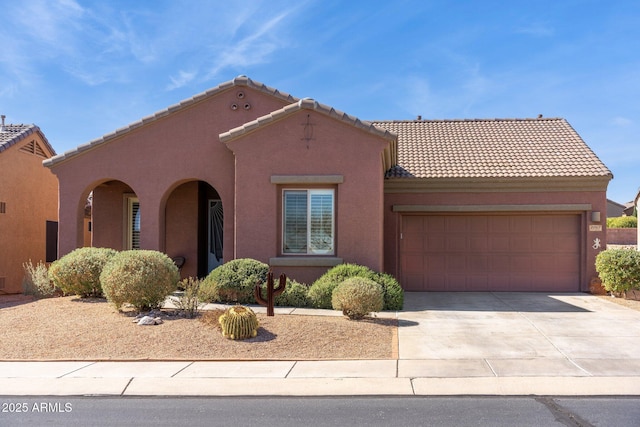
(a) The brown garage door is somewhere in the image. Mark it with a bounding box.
[400,214,581,291]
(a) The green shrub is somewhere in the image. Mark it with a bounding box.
[375,272,404,311]
[49,247,118,297]
[308,264,375,309]
[308,263,404,310]
[595,249,640,294]
[172,277,205,318]
[100,250,179,311]
[22,260,57,298]
[199,258,269,304]
[331,277,384,320]
[274,278,310,307]
[607,216,637,228]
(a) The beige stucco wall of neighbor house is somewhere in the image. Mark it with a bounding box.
[47,82,293,279]
[383,185,608,292]
[0,136,58,294]
[225,110,390,285]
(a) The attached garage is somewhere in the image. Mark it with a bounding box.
[378,118,612,293]
[400,212,582,292]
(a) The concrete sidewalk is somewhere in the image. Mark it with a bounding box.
[1,292,639,396]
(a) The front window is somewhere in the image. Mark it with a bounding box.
[283,189,334,255]
[127,197,140,250]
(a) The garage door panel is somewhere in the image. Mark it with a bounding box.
[469,237,488,251]
[532,236,553,251]
[510,216,532,232]
[446,236,467,251]
[468,216,488,232]
[532,216,555,232]
[425,255,446,273]
[554,236,580,252]
[489,236,510,251]
[425,216,445,232]
[510,236,532,252]
[446,216,468,232]
[403,215,425,232]
[489,217,510,232]
[427,236,446,251]
[401,213,581,292]
[509,255,531,273]
[404,234,424,251]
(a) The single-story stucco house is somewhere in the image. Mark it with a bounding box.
[43,76,612,292]
[0,116,58,294]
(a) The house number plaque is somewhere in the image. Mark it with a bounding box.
[589,225,602,232]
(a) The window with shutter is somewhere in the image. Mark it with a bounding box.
[126,197,140,250]
[283,189,334,255]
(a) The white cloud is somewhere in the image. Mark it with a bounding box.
[167,70,197,91]
[612,117,633,126]
[204,10,293,80]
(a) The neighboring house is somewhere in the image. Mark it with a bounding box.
[607,199,626,218]
[623,201,636,217]
[44,76,612,292]
[0,116,58,294]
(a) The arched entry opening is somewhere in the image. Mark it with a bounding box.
[87,180,139,250]
[165,181,223,278]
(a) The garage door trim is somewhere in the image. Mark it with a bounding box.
[393,204,592,213]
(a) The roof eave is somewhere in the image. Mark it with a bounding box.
[384,175,613,193]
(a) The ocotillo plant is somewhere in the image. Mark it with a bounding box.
[254,270,286,316]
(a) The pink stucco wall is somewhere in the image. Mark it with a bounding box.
[52,87,287,274]
[225,110,389,285]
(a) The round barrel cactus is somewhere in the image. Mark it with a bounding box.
[218,305,259,340]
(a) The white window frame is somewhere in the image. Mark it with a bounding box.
[282,189,335,255]
[125,196,140,250]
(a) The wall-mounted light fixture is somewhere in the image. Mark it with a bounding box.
[591,211,601,222]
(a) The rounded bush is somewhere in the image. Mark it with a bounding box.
[308,264,376,309]
[199,258,269,304]
[595,249,640,294]
[274,279,310,307]
[332,277,384,320]
[309,263,404,310]
[607,216,637,228]
[375,272,404,311]
[48,247,118,297]
[100,250,179,311]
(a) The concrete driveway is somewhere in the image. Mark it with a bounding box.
[398,292,640,379]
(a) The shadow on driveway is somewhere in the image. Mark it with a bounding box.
[401,292,591,313]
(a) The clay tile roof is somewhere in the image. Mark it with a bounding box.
[0,123,55,156]
[373,118,612,179]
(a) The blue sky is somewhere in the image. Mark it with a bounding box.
[1,0,638,204]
